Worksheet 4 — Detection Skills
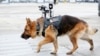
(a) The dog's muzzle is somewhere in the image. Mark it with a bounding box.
[21,34,31,40]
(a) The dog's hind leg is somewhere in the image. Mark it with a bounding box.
[87,39,94,50]
[81,34,94,51]
[67,36,78,55]
[37,37,53,53]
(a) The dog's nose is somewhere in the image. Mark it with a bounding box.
[21,34,24,38]
[21,33,30,40]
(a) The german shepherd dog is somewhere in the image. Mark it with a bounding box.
[21,15,98,55]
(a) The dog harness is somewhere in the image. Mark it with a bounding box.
[36,15,62,36]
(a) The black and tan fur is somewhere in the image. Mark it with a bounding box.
[21,15,98,55]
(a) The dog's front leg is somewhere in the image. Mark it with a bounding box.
[37,17,44,36]
[39,24,44,36]
[37,38,53,53]
[51,39,58,54]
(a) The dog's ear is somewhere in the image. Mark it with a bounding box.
[31,21,36,27]
[26,18,31,25]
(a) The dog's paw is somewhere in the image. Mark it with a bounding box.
[90,47,93,51]
[37,50,40,53]
[50,52,56,55]
[66,52,73,55]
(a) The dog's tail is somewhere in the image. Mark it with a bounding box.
[86,27,98,35]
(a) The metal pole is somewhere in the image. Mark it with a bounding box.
[99,0,100,16]
[50,9,52,17]
[54,0,56,4]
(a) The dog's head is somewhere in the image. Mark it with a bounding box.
[21,18,37,40]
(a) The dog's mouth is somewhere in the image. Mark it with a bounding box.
[21,34,31,40]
